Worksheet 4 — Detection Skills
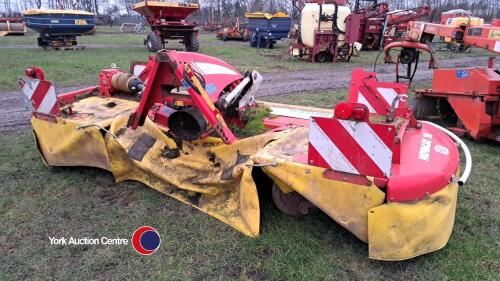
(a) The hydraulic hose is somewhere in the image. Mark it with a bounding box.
[421,121,472,186]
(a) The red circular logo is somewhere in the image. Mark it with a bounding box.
[131,226,161,255]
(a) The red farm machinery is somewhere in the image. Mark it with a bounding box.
[353,1,430,50]
[288,0,429,63]
[0,16,26,36]
[383,19,500,141]
[216,18,250,42]
[133,1,200,52]
[289,0,362,63]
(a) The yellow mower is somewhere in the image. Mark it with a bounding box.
[19,51,471,260]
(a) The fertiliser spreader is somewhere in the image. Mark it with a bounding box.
[133,1,200,52]
[23,9,95,49]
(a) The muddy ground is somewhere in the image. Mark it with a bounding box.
[0,56,489,132]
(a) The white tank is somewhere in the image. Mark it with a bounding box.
[300,3,352,48]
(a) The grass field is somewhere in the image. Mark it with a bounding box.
[1,106,499,281]
[1,28,499,280]
[0,26,490,92]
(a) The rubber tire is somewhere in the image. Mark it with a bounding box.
[271,183,317,217]
[185,33,200,52]
[146,32,162,52]
[315,51,332,63]
[222,32,228,42]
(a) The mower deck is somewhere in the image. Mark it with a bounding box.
[21,51,468,261]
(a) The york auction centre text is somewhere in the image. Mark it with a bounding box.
[49,237,129,245]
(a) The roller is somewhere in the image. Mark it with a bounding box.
[0,21,26,36]
[111,72,144,93]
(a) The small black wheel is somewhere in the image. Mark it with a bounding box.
[399,48,417,64]
[185,32,200,52]
[315,51,332,63]
[272,183,317,217]
[145,32,162,52]
[222,32,228,42]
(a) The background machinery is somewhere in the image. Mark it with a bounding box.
[246,12,291,49]
[22,9,95,49]
[133,1,200,52]
[0,16,26,36]
[216,18,250,42]
[353,2,430,50]
[435,9,485,53]
[289,0,361,63]
[384,19,500,141]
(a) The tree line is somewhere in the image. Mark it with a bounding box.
[1,0,498,22]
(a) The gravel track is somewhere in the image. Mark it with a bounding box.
[0,56,490,132]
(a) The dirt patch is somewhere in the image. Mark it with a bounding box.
[256,56,491,97]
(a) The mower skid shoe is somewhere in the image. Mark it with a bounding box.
[368,182,458,261]
[104,117,279,237]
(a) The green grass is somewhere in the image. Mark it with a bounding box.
[261,89,348,108]
[259,82,432,109]
[0,121,499,280]
[231,106,271,138]
[0,47,150,91]
[0,32,492,92]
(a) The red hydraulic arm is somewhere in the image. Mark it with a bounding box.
[385,6,430,29]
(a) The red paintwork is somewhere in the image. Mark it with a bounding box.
[58,86,98,104]
[133,2,198,22]
[167,51,243,102]
[262,116,310,130]
[323,170,372,186]
[348,68,410,116]
[388,123,458,202]
[405,20,500,141]
[440,10,471,25]
[25,67,45,80]
[408,21,500,54]
[98,68,123,97]
[130,51,242,143]
[308,116,396,178]
[147,103,176,128]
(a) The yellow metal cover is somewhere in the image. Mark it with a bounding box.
[29,96,460,260]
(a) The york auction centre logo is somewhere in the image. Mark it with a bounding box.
[131,226,161,255]
[48,226,161,256]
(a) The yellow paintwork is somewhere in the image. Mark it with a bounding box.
[368,182,458,260]
[31,96,138,169]
[30,94,460,260]
[23,9,94,16]
[254,127,386,242]
[245,12,290,19]
[105,117,280,237]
